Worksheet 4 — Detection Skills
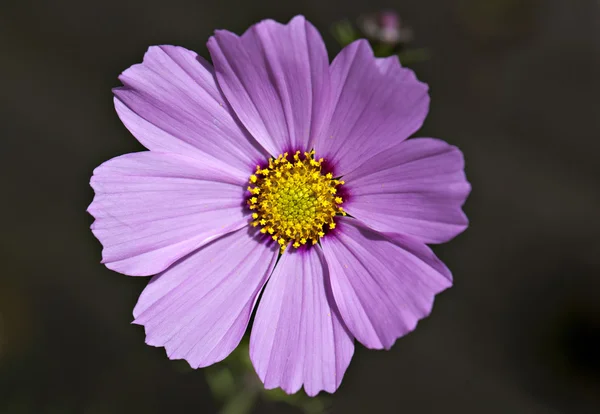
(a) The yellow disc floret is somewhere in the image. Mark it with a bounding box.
[247,150,346,253]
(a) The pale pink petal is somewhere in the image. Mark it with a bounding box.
[133,227,278,368]
[314,40,429,177]
[375,55,418,81]
[208,15,330,156]
[321,217,452,350]
[88,152,248,276]
[344,138,470,244]
[114,45,268,179]
[250,248,354,396]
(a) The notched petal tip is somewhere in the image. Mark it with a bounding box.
[343,137,470,244]
[88,152,250,276]
[110,42,268,175]
[321,217,453,350]
[208,13,330,158]
[248,14,308,32]
[316,37,431,177]
[249,247,354,397]
[131,227,278,371]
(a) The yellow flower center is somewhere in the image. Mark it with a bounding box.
[247,150,346,253]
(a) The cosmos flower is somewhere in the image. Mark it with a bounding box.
[358,10,414,45]
[88,15,470,396]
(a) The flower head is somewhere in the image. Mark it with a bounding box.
[88,16,470,396]
[248,150,346,251]
[358,10,414,45]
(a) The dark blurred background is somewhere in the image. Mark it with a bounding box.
[1,0,599,413]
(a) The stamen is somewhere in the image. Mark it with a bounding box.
[247,150,346,253]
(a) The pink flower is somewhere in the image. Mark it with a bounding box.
[88,16,470,396]
[358,10,414,45]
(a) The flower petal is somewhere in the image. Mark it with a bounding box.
[133,227,278,368]
[344,138,470,244]
[375,55,417,81]
[88,152,248,276]
[314,40,429,177]
[208,15,331,156]
[320,217,452,350]
[250,248,354,396]
[114,45,268,179]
